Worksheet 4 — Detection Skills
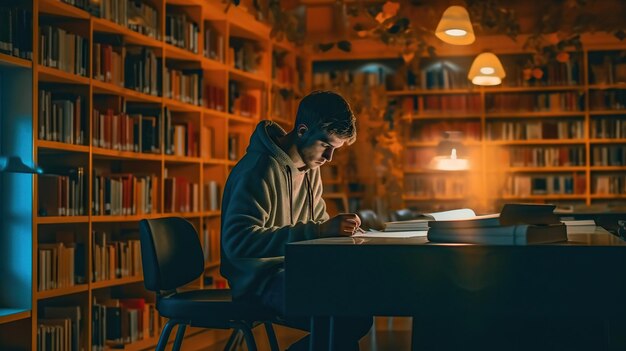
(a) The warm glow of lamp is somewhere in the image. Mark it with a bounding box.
[468,52,506,86]
[435,6,475,45]
[428,132,470,171]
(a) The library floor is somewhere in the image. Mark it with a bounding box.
[174,317,412,351]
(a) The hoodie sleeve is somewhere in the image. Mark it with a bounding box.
[221,167,321,259]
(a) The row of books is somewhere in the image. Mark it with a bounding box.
[230,38,261,73]
[271,89,293,119]
[163,177,199,213]
[93,43,123,86]
[591,145,626,166]
[38,242,84,291]
[589,90,626,110]
[593,175,626,195]
[590,117,626,139]
[496,146,586,167]
[228,80,259,117]
[125,47,161,96]
[92,174,158,216]
[272,53,295,85]
[228,134,240,161]
[164,108,197,157]
[38,90,86,145]
[39,25,89,77]
[38,168,86,217]
[92,231,141,282]
[502,59,581,87]
[503,173,586,196]
[485,120,584,140]
[407,121,481,142]
[91,0,160,39]
[204,84,226,111]
[204,23,224,62]
[37,305,81,351]
[164,68,203,105]
[165,11,199,53]
[408,62,471,90]
[92,297,159,350]
[400,95,482,115]
[486,92,584,112]
[404,176,467,198]
[92,109,161,153]
[313,70,384,91]
[0,5,32,59]
[588,54,626,85]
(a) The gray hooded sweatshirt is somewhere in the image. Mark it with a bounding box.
[220,120,329,299]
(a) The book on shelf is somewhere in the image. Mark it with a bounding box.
[37,318,72,351]
[39,24,89,76]
[38,167,86,217]
[42,305,81,351]
[124,46,161,96]
[39,90,86,145]
[164,176,199,213]
[165,10,199,53]
[203,181,220,211]
[203,22,224,62]
[0,4,32,60]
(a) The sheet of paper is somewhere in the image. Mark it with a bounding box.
[352,230,428,238]
[429,208,476,221]
[561,220,596,226]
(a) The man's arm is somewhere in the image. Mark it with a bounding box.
[311,170,330,222]
[221,171,321,259]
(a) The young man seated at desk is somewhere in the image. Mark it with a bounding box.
[220,90,373,351]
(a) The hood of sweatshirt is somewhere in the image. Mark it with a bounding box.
[247,120,308,176]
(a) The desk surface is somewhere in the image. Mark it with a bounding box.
[285,228,626,318]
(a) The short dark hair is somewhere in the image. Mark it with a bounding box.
[295,90,356,145]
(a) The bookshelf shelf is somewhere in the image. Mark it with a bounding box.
[90,17,162,48]
[91,80,162,104]
[228,113,257,124]
[589,110,626,115]
[588,84,626,90]
[388,88,478,96]
[202,57,228,70]
[164,98,203,112]
[36,140,90,153]
[590,166,626,171]
[502,167,588,172]
[0,309,30,325]
[91,215,160,223]
[589,139,626,144]
[591,194,626,199]
[92,147,162,161]
[403,113,482,120]
[164,43,202,62]
[405,140,481,147]
[165,212,203,219]
[36,285,88,300]
[229,67,268,87]
[38,0,90,19]
[0,53,32,68]
[37,65,90,85]
[485,139,586,145]
[202,158,230,165]
[203,210,221,217]
[204,109,230,120]
[90,276,143,290]
[271,80,292,91]
[164,155,202,163]
[483,85,584,93]
[500,194,587,200]
[36,216,89,224]
[485,111,586,118]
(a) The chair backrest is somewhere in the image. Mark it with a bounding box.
[139,217,205,292]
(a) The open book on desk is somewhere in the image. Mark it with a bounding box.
[384,208,498,232]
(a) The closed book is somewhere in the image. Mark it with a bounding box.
[427,223,567,245]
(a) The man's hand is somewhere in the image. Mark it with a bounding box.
[319,213,362,237]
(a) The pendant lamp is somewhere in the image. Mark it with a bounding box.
[435,6,475,45]
[468,52,506,86]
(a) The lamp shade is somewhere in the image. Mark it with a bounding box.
[468,52,506,86]
[435,6,475,45]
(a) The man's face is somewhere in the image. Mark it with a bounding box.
[295,124,347,170]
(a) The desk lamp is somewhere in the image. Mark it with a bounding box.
[428,131,469,171]
[0,156,42,174]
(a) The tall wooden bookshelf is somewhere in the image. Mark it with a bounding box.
[0,0,305,349]
[390,48,626,213]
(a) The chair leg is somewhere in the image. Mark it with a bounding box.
[264,322,280,351]
[223,329,241,351]
[232,322,257,351]
[156,320,177,351]
[172,323,187,351]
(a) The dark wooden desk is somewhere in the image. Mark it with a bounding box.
[285,228,626,350]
